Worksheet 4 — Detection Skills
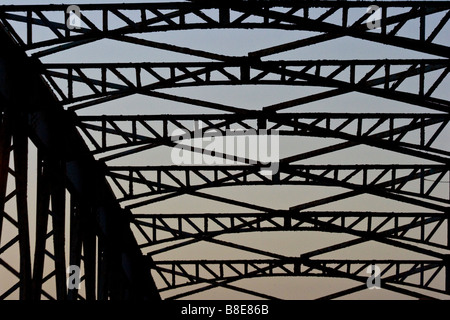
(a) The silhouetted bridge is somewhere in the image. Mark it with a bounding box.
[0,1,449,300]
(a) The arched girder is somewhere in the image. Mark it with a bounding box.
[1,2,450,58]
[42,60,450,113]
[151,258,450,300]
[132,212,449,250]
[105,164,449,212]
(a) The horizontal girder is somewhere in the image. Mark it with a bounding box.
[42,60,450,112]
[107,164,450,211]
[151,257,449,300]
[1,1,449,59]
[77,113,450,165]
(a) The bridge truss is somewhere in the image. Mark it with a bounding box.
[0,0,450,300]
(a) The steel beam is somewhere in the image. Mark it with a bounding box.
[0,23,160,300]
[1,2,449,58]
[132,212,448,249]
[42,60,450,112]
[76,113,449,161]
[11,112,32,300]
[0,107,11,254]
[151,258,448,299]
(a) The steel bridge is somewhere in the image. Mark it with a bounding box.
[0,0,449,300]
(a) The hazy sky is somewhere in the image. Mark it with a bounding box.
[0,0,449,300]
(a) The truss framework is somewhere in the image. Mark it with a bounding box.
[0,1,450,300]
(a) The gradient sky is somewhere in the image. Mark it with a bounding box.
[0,0,449,300]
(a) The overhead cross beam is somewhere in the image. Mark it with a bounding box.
[42,60,450,112]
[1,2,450,57]
[77,113,450,163]
[106,165,449,210]
[132,211,449,250]
[152,258,447,300]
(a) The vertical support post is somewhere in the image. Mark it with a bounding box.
[68,68,73,100]
[82,206,97,301]
[128,170,133,196]
[394,216,398,237]
[219,7,230,25]
[101,67,107,94]
[350,64,355,84]
[447,209,450,249]
[140,8,146,26]
[50,159,67,300]
[64,10,70,38]
[294,261,300,275]
[163,119,168,139]
[419,63,425,97]
[26,10,32,46]
[257,116,266,130]
[264,6,269,24]
[342,7,348,28]
[32,150,50,300]
[446,209,450,293]
[420,216,425,242]
[384,63,390,90]
[420,8,426,42]
[445,254,450,294]
[103,9,109,32]
[68,195,83,300]
[284,215,291,229]
[0,110,11,244]
[152,217,157,242]
[391,169,396,190]
[420,117,425,146]
[381,6,387,35]
[132,120,137,143]
[102,115,107,149]
[195,262,199,282]
[389,118,394,141]
[12,112,32,300]
[419,167,424,195]
[97,236,108,300]
[135,68,141,90]
[180,12,185,25]
[241,65,250,82]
